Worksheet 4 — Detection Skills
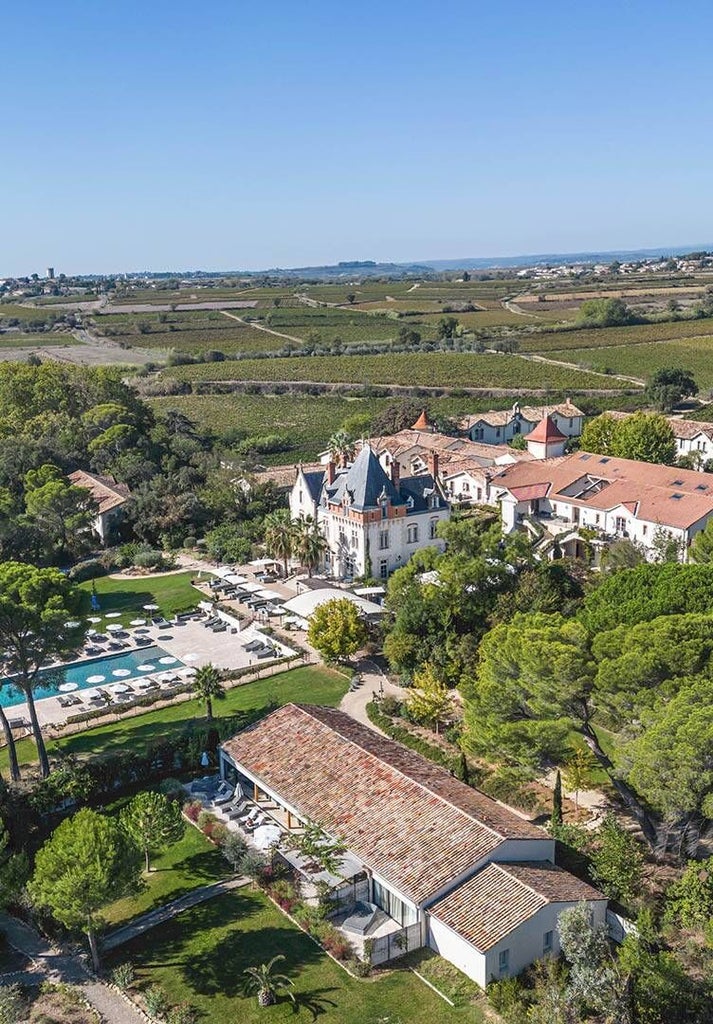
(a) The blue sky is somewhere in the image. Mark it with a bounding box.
[3,0,713,275]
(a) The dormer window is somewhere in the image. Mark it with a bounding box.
[406,495,414,509]
[430,494,439,509]
[381,500,388,519]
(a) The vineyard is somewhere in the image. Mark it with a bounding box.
[520,316,713,352]
[546,336,713,389]
[161,351,632,390]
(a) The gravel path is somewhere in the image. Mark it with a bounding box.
[0,913,145,1024]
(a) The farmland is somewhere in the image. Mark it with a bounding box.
[545,336,713,389]
[161,351,630,390]
[149,389,643,464]
[0,332,70,347]
[521,316,713,353]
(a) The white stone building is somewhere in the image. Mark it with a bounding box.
[460,400,584,446]
[290,444,450,580]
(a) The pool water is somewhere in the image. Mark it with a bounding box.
[0,645,183,708]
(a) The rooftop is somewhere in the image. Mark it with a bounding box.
[221,704,545,905]
[460,400,584,431]
[68,470,130,514]
[525,414,567,444]
[430,861,603,952]
[492,451,713,529]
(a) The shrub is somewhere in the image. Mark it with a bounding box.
[349,958,372,977]
[158,778,185,802]
[67,558,107,583]
[268,879,301,914]
[0,984,25,1024]
[144,984,170,1019]
[166,1003,198,1024]
[202,820,228,845]
[183,800,203,822]
[110,962,135,990]
[221,832,248,872]
[320,924,354,961]
[196,810,216,832]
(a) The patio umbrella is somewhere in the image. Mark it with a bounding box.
[137,664,156,672]
[130,618,146,626]
[252,823,282,851]
[181,667,197,677]
[143,603,159,611]
[105,611,122,619]
[64,620,81,628]
[58,682,78,692]
[109,682,131,693]
[106,624,123,633]
[182,653,199,662]
[112,668,131,677]
[88,616,102,624]
[86,674,106,684]
[159,656,177,665]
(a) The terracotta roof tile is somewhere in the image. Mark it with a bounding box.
[68,471,129,514]
[430,862,603,951]
[221,704,545,905]
[492,452,713,529]
[525,415,567,443]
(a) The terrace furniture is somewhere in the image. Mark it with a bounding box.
[342,902,379,935]
[255,647,275,659]
[151,616,170,627]
[223,798,251,821]
[213,781,235,805]
[107,641,122,651]
[57,696,73,708]
[211,623,227,633]
[242,639,264,652]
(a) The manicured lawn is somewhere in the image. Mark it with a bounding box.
[2,665,347,772]
[103,819,227,929]
[78,571,202,627]
[108,888,482,1023]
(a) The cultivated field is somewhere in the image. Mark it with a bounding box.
[546,336,713,389]
[161,351,630,390]
[520,316,713,352]
[0,332,69,347]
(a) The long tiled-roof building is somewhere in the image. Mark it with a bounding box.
[220,704,606,986]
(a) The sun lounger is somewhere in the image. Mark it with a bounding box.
[223,798,250,821]
[151,616,170,627]
[242,639,263,652]
[211,622,227,633]
[255,647,275,659]
[213,782,235,805]
[57,695,73,708]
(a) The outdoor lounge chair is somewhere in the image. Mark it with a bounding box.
[213,781,235,805]
[151,616,170,627]
[223,798,251,821]
[211,622,227,633]
[255,646,275,659]
[243,812,267,832]
[242,639,263,652]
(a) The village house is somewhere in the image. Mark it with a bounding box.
[608,411,713,468]
[290,443,450,580]
[67,470,130,545]
[460,400,584,446]
[219,704,606,986]
[491,447,713,561]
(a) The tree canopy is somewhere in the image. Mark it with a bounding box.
[646,367,698,412]
[580,411,676,465]
[307,598,368,662]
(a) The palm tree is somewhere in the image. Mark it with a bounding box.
[293,516,327,577]
[263,510,294,578]
[243,955,295,1008]
[192,663,224,719]
[327,430,356,467]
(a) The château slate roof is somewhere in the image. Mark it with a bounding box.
[325,444,404,510]
[221,703,546,906]
[430,861,604,951]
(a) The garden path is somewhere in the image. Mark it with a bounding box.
[0,912,145,1024]
[103,876,247,951]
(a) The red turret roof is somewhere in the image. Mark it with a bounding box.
[411,409,431,430]
[525,415,566,444]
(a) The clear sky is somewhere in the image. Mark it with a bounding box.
[3,0,713,275]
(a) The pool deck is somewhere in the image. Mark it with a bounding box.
[10,616,297,729]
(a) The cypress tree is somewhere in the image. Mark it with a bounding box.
[551,769,563,829]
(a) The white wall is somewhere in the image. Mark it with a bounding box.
[484,899,608,983]
[488,838,555,863]
[427,916,487,987]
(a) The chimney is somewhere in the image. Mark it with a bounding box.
[428,451,439,480]
[390,460,400,489]
[326,460,336,485]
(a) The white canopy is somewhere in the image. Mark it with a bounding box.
[281,588,383,620]
[353,586,386,597]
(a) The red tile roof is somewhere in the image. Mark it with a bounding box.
[492,451,713,530]
[221,704,546,905]
[525,415,567,444]
[68,471,130,514]
[430,861,603,951]
[411,410,431,430]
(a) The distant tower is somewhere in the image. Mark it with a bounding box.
[525,415,567,460]
[47,267,55,280]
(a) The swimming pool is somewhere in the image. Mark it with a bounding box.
[0,645,184,708]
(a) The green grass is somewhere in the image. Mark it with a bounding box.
[107,887,482,1023]
[161,351,630,390]
[78,571,200,627]
[545,336,713,388]
[2,666,347,772]
[103,818,227,928]
[0,303,63,323]
[0,333,71,347]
